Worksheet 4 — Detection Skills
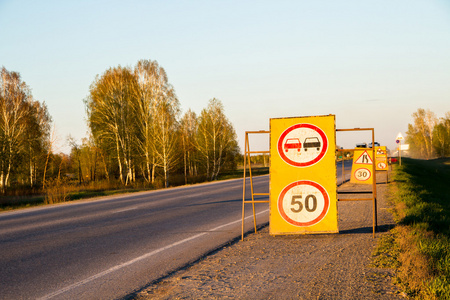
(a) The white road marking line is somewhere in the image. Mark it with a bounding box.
[38,209,270,300]
[112,207,139,214]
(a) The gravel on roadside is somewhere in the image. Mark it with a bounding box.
[132,174,404,300]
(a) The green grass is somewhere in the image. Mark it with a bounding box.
[0,195,46,211]
[0,186,149,211]
[374,158,450,299]
[371,228,401,269]
[397,158,450,236]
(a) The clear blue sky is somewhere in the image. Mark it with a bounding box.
[1,0,449,153]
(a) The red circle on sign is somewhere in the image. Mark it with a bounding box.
[354,167,371,181]
[277,123,328,167]
[377,162,387,169]
[278,180,330,226]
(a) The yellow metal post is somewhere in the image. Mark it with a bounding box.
[371,128,377,237]
[336,128,378,238]
[241,133,248,240]
[241,131,270,241]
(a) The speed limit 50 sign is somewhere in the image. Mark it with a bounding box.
[270,115,338,235]
[278,180,330,226]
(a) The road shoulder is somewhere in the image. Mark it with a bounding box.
[133,174,403,299]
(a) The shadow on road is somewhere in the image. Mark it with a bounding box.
[339,224,395,235]
[182,196,268,207]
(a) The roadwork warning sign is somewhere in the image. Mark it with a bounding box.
[351,149,374,184]
[354,150,373,165]
[270,115,338,235]
[375,146,388,171]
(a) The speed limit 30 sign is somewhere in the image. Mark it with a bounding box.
[353,168,371,182]
[270,115,338,235]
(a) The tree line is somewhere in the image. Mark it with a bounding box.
[85,59,239,188]
[0,60,240,195]
[406,108,450,159]
[0,67,52,193]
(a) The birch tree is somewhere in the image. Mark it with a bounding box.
[0,67,52,191]
[180,109,198,183]
[24,100,51,187]
[134,60,154,183]
[407,108,437,159]
[85,66,140,185]
[151,83,180,188]
[133,59,180,187]
[0,67,31,190]
[432,112,450,157]
[133,60,162,183]
[196,98,239,180]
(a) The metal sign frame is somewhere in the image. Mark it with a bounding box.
[241,130,270,241]
[375,146,389,183]
[241,126,381,239]
[336,128,378,237]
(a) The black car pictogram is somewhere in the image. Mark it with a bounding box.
[303,137,321,151]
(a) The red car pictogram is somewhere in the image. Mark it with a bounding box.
[284,138,302,152]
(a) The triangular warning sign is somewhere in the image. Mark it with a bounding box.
[354,150,373,164]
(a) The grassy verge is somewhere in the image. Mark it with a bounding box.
[0,166,269,212]
[217,166,269,180]
[0,185,151,211]
[372,158,450,299]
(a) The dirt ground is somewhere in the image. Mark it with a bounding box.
[132,174,404,300]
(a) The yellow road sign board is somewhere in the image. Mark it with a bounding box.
[350,149,374,184]
[375,146,388,171]
[270,115,338,235]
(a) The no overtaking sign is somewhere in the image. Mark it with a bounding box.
[277,123,328,167]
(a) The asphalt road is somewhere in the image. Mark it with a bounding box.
[0,176,270,299]
[0,161,352,300]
